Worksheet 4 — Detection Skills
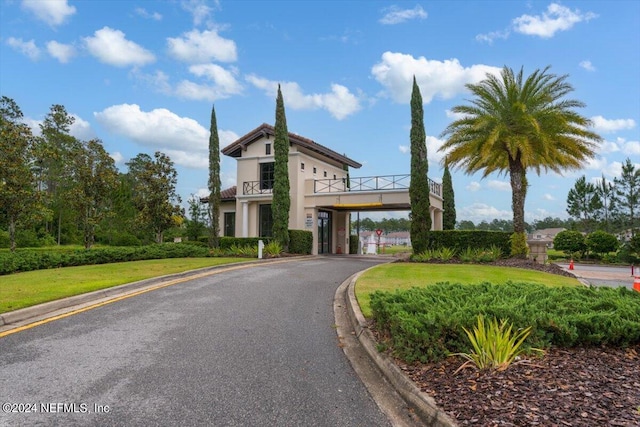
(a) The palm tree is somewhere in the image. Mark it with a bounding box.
[440,66,601,256]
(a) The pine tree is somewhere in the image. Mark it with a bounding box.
[272,85,291,250]
[409,76,431,253]
[208,104,221,248]
[442,160,456,230]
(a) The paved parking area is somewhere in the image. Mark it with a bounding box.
[556,263,638,290]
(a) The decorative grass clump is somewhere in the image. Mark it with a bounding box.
[370,282,640,363]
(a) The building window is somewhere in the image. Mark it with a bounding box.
[301,162,305,171]
[265,143,271,155]
[259,204,273,237]
[224,212,236,237]
[313,167,317,174]
[323,171,327,178]
[333,174,336,179]
[260,162,274,190]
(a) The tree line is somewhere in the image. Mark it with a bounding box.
[566,163,639,234]
[0,96,184,251]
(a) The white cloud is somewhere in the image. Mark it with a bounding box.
[445,109,469,121]
[135,7,162,21]
[84,27,155,68]
[371,52,501,103]
[6,37,40,60]
[246,75,361,120]
[487,180,511,191]
[543,194,555,201]
[167,29,237,63]
[95,104,208,167]
[94,104,237,169]
[46,41,75,63]
[475,29,510,45]
[466,181,481,192]
[459,203,512,222]
[69,115,95,140]
[110,151,124,164]
[175,64,242,101]
[426,135,447,165]
[22,0,76,26]
[579,60,595,72]
[512,3,597,38]
[379,5,427,25]
[597,139,620,154]
[622,140,640,155]
[590,115,636,133]
[398,145,409,154]
[181,0,214,26]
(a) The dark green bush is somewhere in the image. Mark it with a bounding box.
[349,235,359,254]
[288,229,312,254]
[0,243,211,275]
[219,237,271,250]
[424,231,511,256]
[371,282,640,363]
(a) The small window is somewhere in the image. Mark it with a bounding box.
[265,143,271,155]
[333,174,336,180]
[323,171,327,178]
[301,162,305,171]
[313,167,317,174]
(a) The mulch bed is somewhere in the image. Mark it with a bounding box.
[398,345,640,426]
[375,258,640,426]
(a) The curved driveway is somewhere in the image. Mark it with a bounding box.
[0,257,391,427]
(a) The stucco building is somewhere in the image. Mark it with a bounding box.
[215,123,443,255]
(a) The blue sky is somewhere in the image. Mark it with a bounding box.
[1,0,639,224]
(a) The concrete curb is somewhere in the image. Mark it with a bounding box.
[344,270,457,427]
[0,257,312,328]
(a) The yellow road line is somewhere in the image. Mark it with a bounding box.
[0,259,293,339]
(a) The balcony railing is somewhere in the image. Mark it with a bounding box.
[313,174,441,197]
[243,180,273,195]
[242,175,442,197]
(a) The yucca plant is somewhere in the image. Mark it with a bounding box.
[455,315,539,372]
[459,247,475,263]
[437,247,456,261]
[263,241,283,257]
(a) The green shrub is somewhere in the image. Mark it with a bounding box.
[425,231,511,256]
[288,229,312,254]
[586,231,619,257]
[455,315,538,371]
[459,247,475,263]
[509,232,528,258]
[371,282,640,363]
[0,243,211,275]
[220,237,270,250]
[264,241,283,257]
[554,230,586,256]
[349,235,359,254]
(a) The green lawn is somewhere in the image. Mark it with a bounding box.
[356,263,581,317]
[0,257,245,313]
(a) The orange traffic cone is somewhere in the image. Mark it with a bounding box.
[634,276,640,293]
[569,259,574,270]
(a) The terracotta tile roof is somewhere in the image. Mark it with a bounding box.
[200,186,237,204]
[221,123,362,168]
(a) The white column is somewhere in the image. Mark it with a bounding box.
[242,201,249,237]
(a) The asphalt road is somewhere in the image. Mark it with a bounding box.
[556,263,638,290]
[0,257,392,427]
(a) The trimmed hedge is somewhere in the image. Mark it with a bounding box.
[349,235,359,254]
[371,282,640,363]
[288,229,312,255]
[0,244,211,275]
[219,237,271,250]
[425,230,511,256]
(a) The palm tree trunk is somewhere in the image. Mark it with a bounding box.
[509,162,527,234]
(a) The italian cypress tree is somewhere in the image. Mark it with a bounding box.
[208,104,221,248]
[272,85,291,250]
[409,76,431,253]
[442,159,456,230]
